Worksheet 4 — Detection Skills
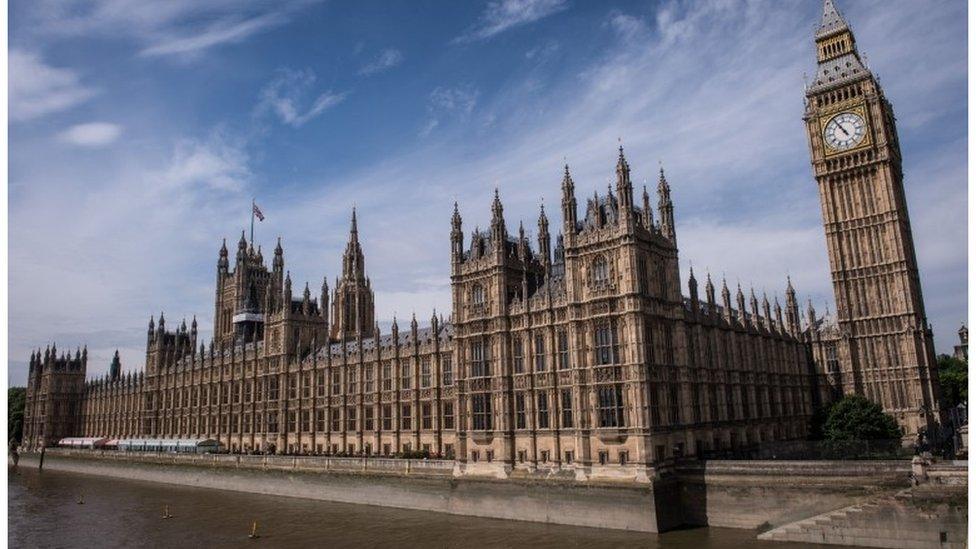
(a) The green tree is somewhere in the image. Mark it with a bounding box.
[823,395,902,441]
[8,387,26,444]
[937,354,967,408]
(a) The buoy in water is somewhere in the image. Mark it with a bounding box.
[162,505,173,519]
[76,496,84,505]
[248,520,259,539]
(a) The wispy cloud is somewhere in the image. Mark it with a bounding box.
[57,122,123,147]
[455,0,569,43]
[15,0,321,59]
[257,69,349,128]
[359,48,404,75]
[165,133,251,191]
[421,85,480,136]
[9,50,98,122]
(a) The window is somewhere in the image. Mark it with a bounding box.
[302,373,311,398]
[513,338,524,373]
[741,385,750,419]
[382,362,392,391]
[332,371,341,395]
[268,378,278,401]
[560,389,573,428]
[648,382,661,426]
[470,340,489,377]
[598,385,624,428]
[443,403,455,429]
[595,323,618,365]
[692,384,702,423]
[288,376,297,399]
[669,385,681,425]
[557,330,569,370]
[515,393,526,429]
[301,411,311,432]
[471,393,492,431]
[331,410,340,431]
[472,284,486,307]
[401,404,412,430]
[288,411,297,433]
[364,407,374,431]
[346,407,357,431]
[365,366,374,393]
[421,403,432,430]
[316,371,325,397]
[592,256,610,286]
[316,409,326,431]
[534,334,546,372]
[382,405,393,430]
[267,412,278,433]
[347,367,357,394]
[442,355,453,386]
[420,359,431,388]
[537,393,550,429]
[401,362,412,390]
[726,385,735,420]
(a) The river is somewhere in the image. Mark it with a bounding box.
[9,466,836,548]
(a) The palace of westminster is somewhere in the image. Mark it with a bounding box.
[22,1,945,477]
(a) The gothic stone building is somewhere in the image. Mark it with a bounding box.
[23,0,943,475]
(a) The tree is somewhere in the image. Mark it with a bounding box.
[823,395,902,441]
[937,354,967,409]
[8,387,26,444]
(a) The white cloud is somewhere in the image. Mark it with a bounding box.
[15,1,321,59]
[165,134,251,191]
[9,50,97,122]
[455,0,568,43]
[359,49,404,75]
[421,85,480,136]
[258,69,348,128]
[58,122,122,147]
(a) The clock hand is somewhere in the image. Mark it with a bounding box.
[837,123,850,137]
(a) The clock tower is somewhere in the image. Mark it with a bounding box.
[804,0,941,436]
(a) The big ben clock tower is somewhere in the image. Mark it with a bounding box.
[804,0,941,436]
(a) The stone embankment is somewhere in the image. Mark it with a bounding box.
[757,458,967,548]
[17,449,967,542]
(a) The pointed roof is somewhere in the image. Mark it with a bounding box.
[817,0,850,39]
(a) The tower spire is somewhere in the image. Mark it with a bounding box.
[658,166,676,245]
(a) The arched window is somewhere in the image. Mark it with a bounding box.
[472,284,485,307]
[591,256,609,286]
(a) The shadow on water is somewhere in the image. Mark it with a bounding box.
[9,467,833,549]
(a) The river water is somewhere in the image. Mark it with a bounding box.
[9,467,834,548]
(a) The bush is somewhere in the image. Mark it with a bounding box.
[8,387,26,444]
[823,395,902,442]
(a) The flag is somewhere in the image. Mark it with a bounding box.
[253,202,265,222]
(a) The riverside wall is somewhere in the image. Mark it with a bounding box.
[18,450,957,536]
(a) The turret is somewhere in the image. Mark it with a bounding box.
[451,202,464,264]
[721,277,732,322]
[537,203,551,275]
[705,271,716,316]
[490,189,506,256]
[284,271,293,304]
[642,185,654,230]
[273,237,284,273]
[320,277,330,320]
[147,315,155,344]
[736,284,747,325]
[688,266,699,318]
[658,167,676,245]
[762,292,772,331]
[749,288,760,327]
[774,298,785,332]
[785,276,801,336]
[561,165,577,236]
[109,350,121,381]
[807,300,818,332]
[236,231,247,263]
[615,146,634,223]
[218,239,229,274]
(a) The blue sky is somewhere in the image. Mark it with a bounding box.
[8,0,968,384]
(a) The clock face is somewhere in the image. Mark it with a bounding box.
[823,112,867,151]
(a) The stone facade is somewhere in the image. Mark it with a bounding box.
[803,0,943,437]
[23,0,944,471]
[23,152,814,479]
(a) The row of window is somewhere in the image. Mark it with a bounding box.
[471,323,620,378]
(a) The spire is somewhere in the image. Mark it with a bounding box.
[641,185,653,230]
[688,266,699,317]
[110,350,121,380]
[490,188,506,246]
[785,276,801,336]
[658,166,676,245]
[218,238,229,272]
[284,271,292,302]
[273,236,284,273]
[451,202,464,264]
[350,207,359,239]
[561,164,578,235]
[721,276,732,321]
[736,284,746,324]
[817,0,850,39]
[704,271,716,314]
[538,202,551,273]
[807,299,818,331]
[615,145,634,218]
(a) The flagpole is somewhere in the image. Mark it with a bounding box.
[250,198,255,246]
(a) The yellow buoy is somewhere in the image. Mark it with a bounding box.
[248,520,260,539]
